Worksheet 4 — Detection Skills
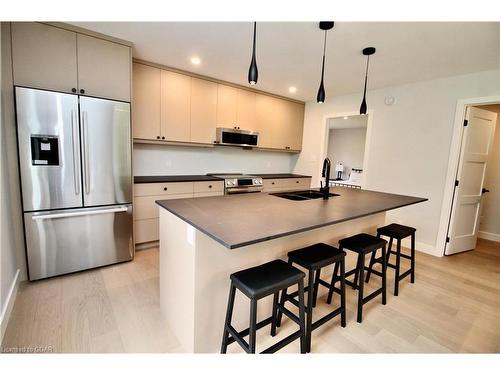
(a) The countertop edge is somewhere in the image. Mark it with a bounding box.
[156,197,428,250]
[134,174,312,183]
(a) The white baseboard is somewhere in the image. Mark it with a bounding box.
[398,237,439,257]
[0,269,20,345]
[478,231,500,242]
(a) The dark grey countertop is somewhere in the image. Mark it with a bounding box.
[156,187,427,249]
[134,175,222,183]
[134,174,311,183]
[257,174,312,179]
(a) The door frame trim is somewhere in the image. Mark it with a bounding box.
[320,110,374,190]
[437,95,500,256]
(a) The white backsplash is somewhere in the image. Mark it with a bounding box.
[133,144,299,176]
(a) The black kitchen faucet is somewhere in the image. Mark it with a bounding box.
[320,158,331,200]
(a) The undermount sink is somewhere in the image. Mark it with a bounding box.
[270,189,340,201]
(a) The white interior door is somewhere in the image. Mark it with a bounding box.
[445,107,497,255]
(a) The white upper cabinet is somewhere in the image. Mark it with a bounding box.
[77,34,131,102]
[11,22,131,102]
[12,22,78,93]
[216,84,238,128]
[191,78,218,144]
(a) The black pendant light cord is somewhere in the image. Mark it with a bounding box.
[360,46,375,114]
[321,29,327,82]
[363,55,370,97]
[316,29,328,103]
[252,22,257,55]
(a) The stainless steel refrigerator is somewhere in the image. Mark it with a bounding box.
[15,87,133,280]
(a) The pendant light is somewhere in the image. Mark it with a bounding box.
[360,47,376,115]
[317,21,334,104]
[248,22,258,85]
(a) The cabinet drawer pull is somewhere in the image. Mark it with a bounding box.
[164,187,168,191]
[272,182,275,185]
[208,185,212,189]
[157,136,160,139]
[162,136,165,140]
[80,89,85,94]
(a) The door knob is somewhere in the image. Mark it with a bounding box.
[481,188,490,194]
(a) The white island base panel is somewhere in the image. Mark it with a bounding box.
[159,208,386,353]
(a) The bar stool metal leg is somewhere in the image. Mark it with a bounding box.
[357,252,366,323]
[270,292,279,337]
[394,239,401,296]
[306,270,314,353]
[312,269,321,308]
[353,254,362,290]
[221,283,237,354]
[381,245,387,305]
[297,279,307,354]
[365,251,376,283]
[326,260,339,304]
[386,237,393,265]
[340,259,346,327]
[411,233,416,283]
[276,259,293,328]
[249,299,258,354]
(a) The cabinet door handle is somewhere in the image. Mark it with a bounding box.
[164,187,168,191]
[272,182,275,185]
[80,89,85,94]
[71,88,77,93]
[208,185,212,189]
[162,136,165,140]
[157,136,160,139]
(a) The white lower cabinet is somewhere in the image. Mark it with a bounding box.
[134,181,223,245]
[262,177,311,192]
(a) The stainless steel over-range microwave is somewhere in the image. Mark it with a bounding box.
[215,127,259,147]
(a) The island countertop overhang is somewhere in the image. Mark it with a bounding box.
[156,187,427,249]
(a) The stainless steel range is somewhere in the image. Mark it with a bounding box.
[207,173,263,194]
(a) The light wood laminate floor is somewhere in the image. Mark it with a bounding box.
[2,239,499,353]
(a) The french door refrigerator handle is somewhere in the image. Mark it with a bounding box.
[71,109,80,195]
[82,110,91,195]
[32,206,129,220]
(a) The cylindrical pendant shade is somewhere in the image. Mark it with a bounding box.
[317,80,325,103]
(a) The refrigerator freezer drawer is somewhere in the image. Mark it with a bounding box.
[25,205,133,280]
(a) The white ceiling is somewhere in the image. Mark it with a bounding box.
[71,22,500,102]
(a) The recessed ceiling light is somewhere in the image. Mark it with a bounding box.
[190,56,201,65]
[289,86,297,93]
[343,116,349,120]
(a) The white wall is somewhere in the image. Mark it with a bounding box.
[133,143,296,176]
[478,104,500,241]
[293,69,500,255]
[1,23,25,342]
[327,127,367,178]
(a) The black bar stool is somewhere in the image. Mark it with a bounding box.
[366,223,416,296]
[331,233,387,323]
[276,243,346,353]
[220,259,307,354]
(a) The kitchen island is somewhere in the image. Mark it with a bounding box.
[156,187,426,352]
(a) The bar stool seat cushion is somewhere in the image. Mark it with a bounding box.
[377,223,416,240]
[339,233,387,253]
[287,243,345,269]
[230,260,305,299]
